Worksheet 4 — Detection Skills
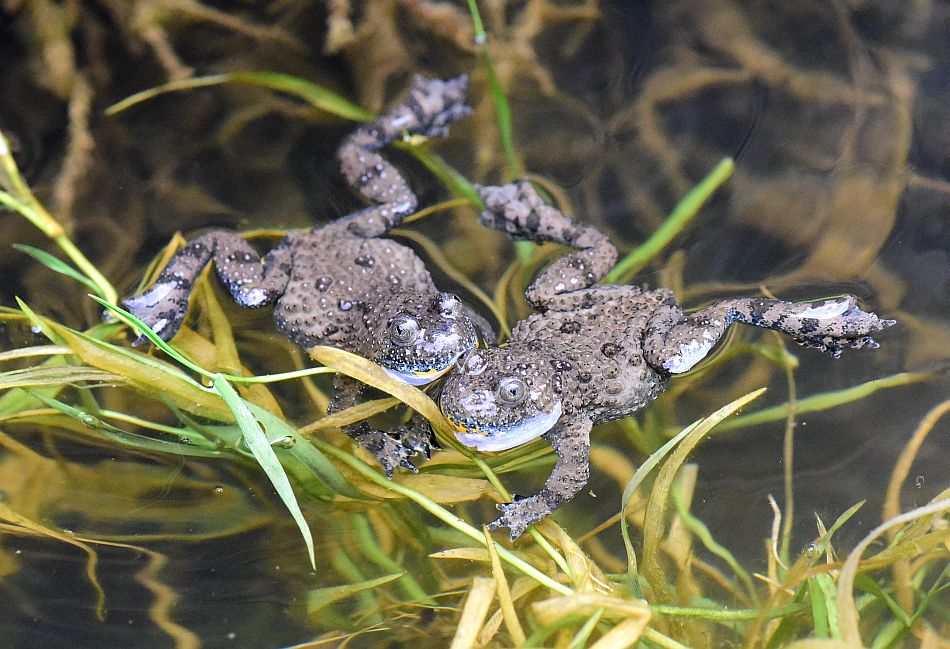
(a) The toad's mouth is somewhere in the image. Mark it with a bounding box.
[382,343,473,386]
[383,365,452,386]
[444,401,563,452]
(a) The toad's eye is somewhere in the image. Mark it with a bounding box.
[389,315,420,346]
[496,377,527,405]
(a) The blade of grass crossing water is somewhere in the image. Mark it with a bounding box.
[607,158,735,284]
[107,72,372,121]
[213,375,315,569]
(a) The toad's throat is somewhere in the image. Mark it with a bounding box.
[446,401,563,452]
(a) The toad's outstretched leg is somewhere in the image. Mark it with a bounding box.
[476,181,617,309]
[337,75,471,239]
[488,416,592,540]
[124,231,293,343]
[643,295,896,374]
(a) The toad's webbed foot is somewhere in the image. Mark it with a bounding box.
[644,295,896,374]
[487,418,591,541]
[331,375,435,477]
[488,495,558,541]
[337,75,471,239]
[124,230,292,344]
[349,424,421,478]
[476,181,617,309]
[392,414,439,461]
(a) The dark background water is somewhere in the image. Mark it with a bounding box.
[0,1,948,647]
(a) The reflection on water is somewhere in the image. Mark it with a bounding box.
[0,0,948,647]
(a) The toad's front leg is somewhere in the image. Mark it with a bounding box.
[488,416,592,540]
[643,295,896,374]
[329,374,433,477]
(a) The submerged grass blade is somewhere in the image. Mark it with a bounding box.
[836,498,950,646]
[642,388,766,604]
[606,158,735,284]
[106,72,372,122]
[212,376,315,569]
[717,371,931,432]
[306,571,405,616]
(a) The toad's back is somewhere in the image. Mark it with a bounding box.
[509,285,670,423]
[273,229,435,349]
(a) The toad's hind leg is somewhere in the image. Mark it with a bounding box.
[643,295,896,374]
[336,75,471,238]
[476,181,618,309]
[124,230,292,343]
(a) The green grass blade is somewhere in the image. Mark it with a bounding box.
[807,573,837,638]
[90,295,210,378]
[25,390,222,456]
[12,244,103,295]
[405,146,481,206]
[242,399,364,500]
[641,388,767,604]
[306,572,405,616]
[620,419,700,597]
[717,372,930,432]
[607,158,735,283]
[107,72,372,122]
[213,375,315,569]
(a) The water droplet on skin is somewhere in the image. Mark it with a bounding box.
[315,276,332,292]
[339,299,353,311]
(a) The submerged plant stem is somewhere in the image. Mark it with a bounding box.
[607,158,735,284]
[312,438,573,596]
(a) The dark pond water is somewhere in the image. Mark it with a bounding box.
[0,1,948,647]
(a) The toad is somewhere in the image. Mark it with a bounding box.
[126,76,489,475]
[439,180,895,539]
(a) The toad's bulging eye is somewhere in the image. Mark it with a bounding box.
[496,377,527,405]
[389,315,420,346]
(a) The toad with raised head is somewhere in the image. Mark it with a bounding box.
[126,76,490,474]
[439,180,895,539]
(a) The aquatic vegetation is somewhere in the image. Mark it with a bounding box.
[1,1,948,647]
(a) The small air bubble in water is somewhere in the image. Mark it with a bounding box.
[803,543,821,559]
[915,475,925,488]
[213,486,225,495]
[271,435,296,449]
[30,325,42,334]
[78,413,98,428]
